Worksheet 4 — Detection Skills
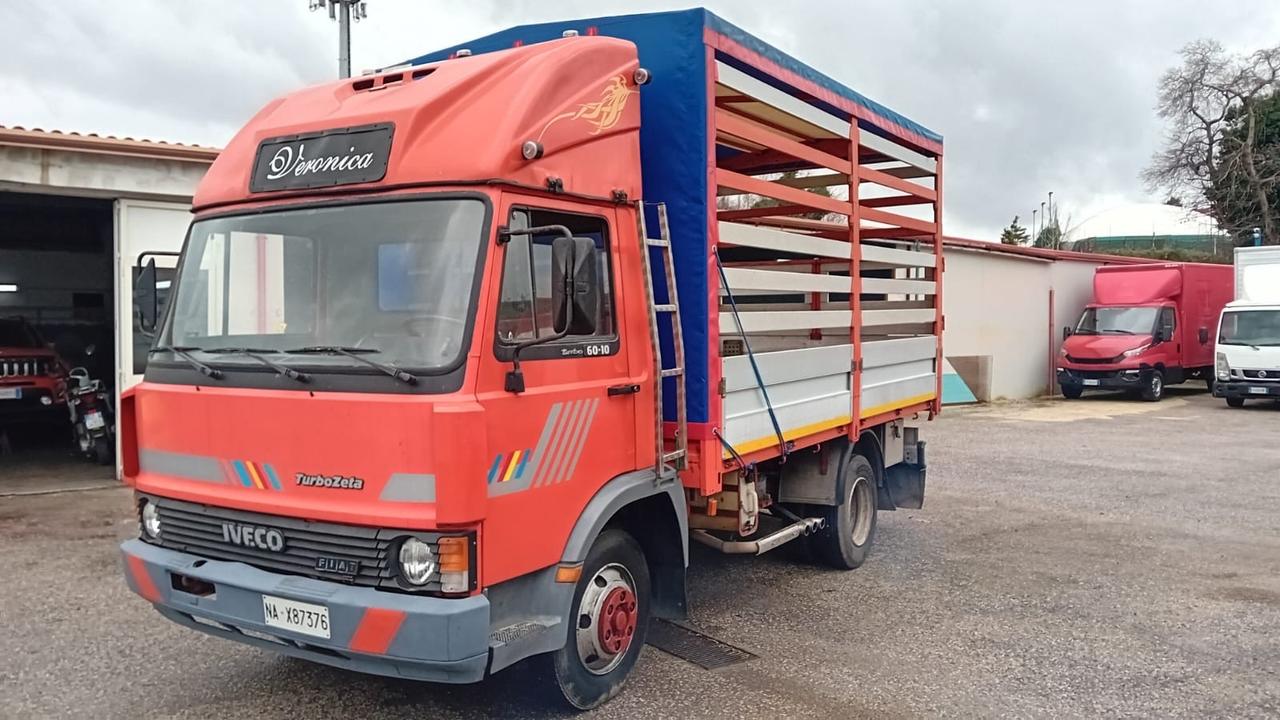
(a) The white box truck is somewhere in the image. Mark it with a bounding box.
[1214,246,1280,407]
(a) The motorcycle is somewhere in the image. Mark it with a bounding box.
[67,349,114,465]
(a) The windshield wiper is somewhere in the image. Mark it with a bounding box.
[204,347,311,383]
[1101,329,1136,335]
[285,345,419,385]
[148,345,223,379]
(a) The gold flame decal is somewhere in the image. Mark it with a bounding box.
[538,75,636,142]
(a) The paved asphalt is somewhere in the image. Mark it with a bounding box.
[2,390,1278,718]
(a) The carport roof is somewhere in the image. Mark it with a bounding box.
[0,125,219,164]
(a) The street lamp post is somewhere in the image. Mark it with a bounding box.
[309,0,370,79]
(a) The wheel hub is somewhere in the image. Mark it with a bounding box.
[596,586,637,655]
[574,563,638,675]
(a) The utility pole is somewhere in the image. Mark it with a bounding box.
[309,0,369,79]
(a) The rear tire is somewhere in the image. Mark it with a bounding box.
[1061,384,1084,399]
[1141,370,1165,402]
[812,455,878,570]
[1226,396,1245,408]
[93,440,112,465]
[550,529,650,710]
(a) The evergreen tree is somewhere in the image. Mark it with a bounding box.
[1000,216,1030,245]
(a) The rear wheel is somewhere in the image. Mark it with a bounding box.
[1226,396,1245,408]
[551,529,650,710]
[812,455,878,570]
[1061,384,1084,399]
[93,440,112,465]
[1141,370,1165,402]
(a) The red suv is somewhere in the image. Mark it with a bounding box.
[0,317,69,420]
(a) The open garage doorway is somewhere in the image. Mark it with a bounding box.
[0,191,118,490]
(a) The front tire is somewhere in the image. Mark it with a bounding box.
[812,455,878,570]
[551,529,650,710]
[1061,384,1084,399]
[1141,370,1165,402]
[1226,396,1245,408]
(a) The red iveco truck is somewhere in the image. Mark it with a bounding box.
[1057,263,1233,401]
[120,9,942,709]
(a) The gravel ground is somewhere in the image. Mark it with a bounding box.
[1,390,1278,719]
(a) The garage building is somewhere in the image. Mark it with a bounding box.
[0,126,214,469]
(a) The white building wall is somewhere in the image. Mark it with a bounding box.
[941,249,1114,401]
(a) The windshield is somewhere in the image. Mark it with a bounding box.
[1219,309,1280,347]
[159,198,487,374]
[1075,306,1158,336]
[0,319,40,348]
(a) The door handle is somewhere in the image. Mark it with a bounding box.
[607,383,640,397]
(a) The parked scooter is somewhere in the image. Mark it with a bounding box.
[67,345,113,465]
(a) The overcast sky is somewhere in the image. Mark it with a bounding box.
[4,1,1280,238]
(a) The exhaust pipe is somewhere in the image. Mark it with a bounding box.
[690,516,825,555]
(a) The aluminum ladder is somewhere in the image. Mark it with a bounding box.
[637,202,687,474]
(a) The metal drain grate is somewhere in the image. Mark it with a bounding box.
[646,620,756,670]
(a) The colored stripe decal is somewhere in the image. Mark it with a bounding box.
[513,449,531,479]
[560,398,600,483]
[245,461,266,490]
[348,608,407,655]
[548,399,590,485]
[537,399,581,487]
[232,461,254,488]
[486,454,504,484]
[263,463,282,491]
[502,450,523,483]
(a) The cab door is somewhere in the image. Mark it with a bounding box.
[475,196,641,584]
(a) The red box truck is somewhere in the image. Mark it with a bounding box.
[118,9,943,709]
[1057,263,1233,401]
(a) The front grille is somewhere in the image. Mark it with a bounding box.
[1066,356,1119,365]
[0,357,49,377]
[1064,369,1125,380]
[144,496,444,593]
[1242,369,1280,381]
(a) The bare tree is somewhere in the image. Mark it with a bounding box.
[1144,40,1280,243]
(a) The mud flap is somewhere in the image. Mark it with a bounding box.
[879,441,927,510]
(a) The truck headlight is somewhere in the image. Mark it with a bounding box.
[398,538,436,586]
[1216,352,1230,381]
[1121,344,1150,359]
[141,501,161,539]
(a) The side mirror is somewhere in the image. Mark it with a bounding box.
[134,258,160,334]
[551,236,600,336]
[1062,326,1074,340]
[1198,328,1209,344]
[1155,327,1171,343]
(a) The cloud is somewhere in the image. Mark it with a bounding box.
[4,0,1279,237]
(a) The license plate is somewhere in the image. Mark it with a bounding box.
[84,411,105,430]
[262,595,330,639]
[1249,386,1269,395]
[1083,379,1100,386]
[0,387,20,400]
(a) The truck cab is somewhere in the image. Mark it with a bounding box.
[1213,246,1280,407]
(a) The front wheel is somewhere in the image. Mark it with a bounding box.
[1141,370,1165,402]
[812,455,878,570]
[1226,396,1245,408]
[551,529,650,710]
[1061,384,1084,399]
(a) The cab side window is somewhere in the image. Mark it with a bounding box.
[495,208,615,347]
[1159,307,1176,339]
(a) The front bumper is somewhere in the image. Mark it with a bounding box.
[0,384,65,420]
[120,539,491,683]
[1214,381,1280,398]
[1057,367,1146,390]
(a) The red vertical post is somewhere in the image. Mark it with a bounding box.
[848,123,863,436]
[931,156,944,417]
